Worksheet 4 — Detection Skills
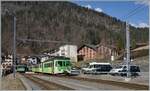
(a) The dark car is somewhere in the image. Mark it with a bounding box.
[118,65,140,77]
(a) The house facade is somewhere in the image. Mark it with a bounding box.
[78,44,118,61]
[20,57,27,64]
[97,45,118,59]
[78,44,97,61]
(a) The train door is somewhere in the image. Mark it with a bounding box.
[52,61,54,74]
[41,63,43,72]
[54,60,63,74]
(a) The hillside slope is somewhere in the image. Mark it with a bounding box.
[1,1,149,55]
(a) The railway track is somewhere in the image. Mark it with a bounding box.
[66,76,149,90]
[33,73,149,90]
[22,74,74,90]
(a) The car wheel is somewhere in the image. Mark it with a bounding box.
[83,71,86,74]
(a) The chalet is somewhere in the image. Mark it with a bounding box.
[78,44,97,61]
[97,45,118,59]
[20,56,28,64]
[77,44,119,61]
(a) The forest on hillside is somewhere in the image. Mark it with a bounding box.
[1,1,149,55]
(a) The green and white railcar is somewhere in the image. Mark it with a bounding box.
[31,64,41,72]
[43,60,53,73]
[16,65,27,73]
[31,56,72,74]
[39,64,43,73]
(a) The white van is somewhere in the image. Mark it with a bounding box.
[110,65,140,76]
[81,62,112,74]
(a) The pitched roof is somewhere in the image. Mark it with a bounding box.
[78,44,118,52]
[97,43,117,50]
[78,44,97,51]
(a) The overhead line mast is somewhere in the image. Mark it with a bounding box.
[121,1,147,79]
[126,22,130,78]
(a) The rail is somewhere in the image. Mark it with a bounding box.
[34,73,148,90]
[22,74,74,90]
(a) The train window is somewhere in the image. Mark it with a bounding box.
[49,63,51,67]
[44,64,48,68]
[49,63,52,67]
[66,61,71,66]
[44,63,52,68]
[63,61,65,66]
[57,61,63,66]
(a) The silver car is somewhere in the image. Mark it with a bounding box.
[69,67,80,76]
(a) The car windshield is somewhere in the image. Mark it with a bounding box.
[88,65,94,68]
[130,66,140,72]
[82,63,89,68]
[72,67,78,70]
[115,66,123,69]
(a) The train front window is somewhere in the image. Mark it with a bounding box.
[66,61,71,66]
[57,61,63,67]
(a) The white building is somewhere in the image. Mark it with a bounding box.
[49,50,60,56]
[2,55,13,68]
[58,45,77,62]
[27,57,39,65]
[40,55,49,62]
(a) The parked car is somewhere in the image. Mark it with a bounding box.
[70,67,80,76]
[109,65,140,77]
[66,67,80,76]
[81,62,112,74]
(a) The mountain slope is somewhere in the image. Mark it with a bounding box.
[1,1,149,55]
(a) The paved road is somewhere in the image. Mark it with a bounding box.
[78,72,149,85]
[34,75,130,90]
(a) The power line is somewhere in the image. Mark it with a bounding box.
[121,3,147,78]
[125,6,146,20]
[122,4,146,20]
[17,38,73,44]
[123,5,143,18]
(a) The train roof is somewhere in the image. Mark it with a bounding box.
[16,64,27,67]
[50,56,70,59]
[43,56,70,63]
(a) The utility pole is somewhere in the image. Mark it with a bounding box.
[0,2,2,88]
[13,16,16,78]
[126,22,130,78]
[5,9,17,78]
[0,3,2,90]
